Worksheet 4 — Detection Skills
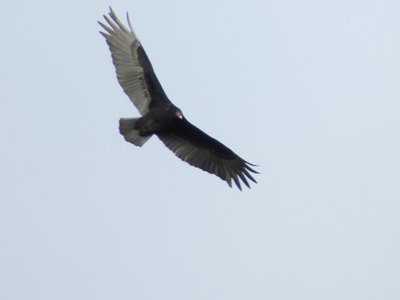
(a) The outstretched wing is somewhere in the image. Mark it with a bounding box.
[98,8,171,115]
[157,119,258,190]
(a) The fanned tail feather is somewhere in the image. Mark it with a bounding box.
[119,118,152,147]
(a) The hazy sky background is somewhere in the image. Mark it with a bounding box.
[1,0,400,299]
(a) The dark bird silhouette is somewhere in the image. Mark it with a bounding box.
[98,8,258,190]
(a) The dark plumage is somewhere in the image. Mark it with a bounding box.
[99,8,258,190]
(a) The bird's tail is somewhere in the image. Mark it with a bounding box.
[119,118,152,147]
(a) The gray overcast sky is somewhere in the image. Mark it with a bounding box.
[1,0,400,299]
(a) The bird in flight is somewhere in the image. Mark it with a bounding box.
[98,8,258,190]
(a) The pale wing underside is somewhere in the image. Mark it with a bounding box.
[98,8,150,115]
[157,133,257,190]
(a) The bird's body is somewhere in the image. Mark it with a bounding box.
[99,8,258,190]
[136,105,181,135]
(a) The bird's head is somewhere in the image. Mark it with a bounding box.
[175,111,184,120]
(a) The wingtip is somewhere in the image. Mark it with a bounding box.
[238,173,251,189]
[126,11,133,31]
[227,178,233,188]
[245,163,259,174]
[232,174,242,191]
[228,179,242,191]
[109,6,115,16]
[98,30,107,38]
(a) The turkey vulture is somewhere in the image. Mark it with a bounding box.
[98,8,258,190]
